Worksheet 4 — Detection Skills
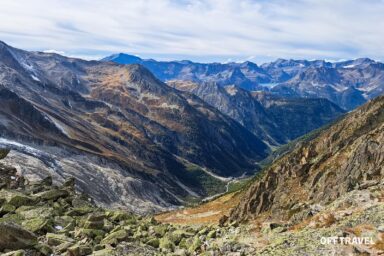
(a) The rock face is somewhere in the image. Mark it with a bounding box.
[169,81,345,146]
[0,41,269,213]
[104,54,384,110]
[229,95,384,222]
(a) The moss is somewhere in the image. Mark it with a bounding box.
[65,207,94,216]
[159,236,175,251]
[100,230,128,245]
[188,236,202,253]
[18,207,53,220]
[22,218,53,233]
[35,189,69,201]
[0,203,16,214]
[46,233,74,246]
[0,213,25,224]
[7,194,35,208]
[146,238,160,248]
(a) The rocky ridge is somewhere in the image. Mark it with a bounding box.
[228,95,384,223]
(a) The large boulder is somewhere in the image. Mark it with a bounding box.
[46,233,74,246]
[0,222,38,250]
[34,189,69,201]
[0,191,35,208]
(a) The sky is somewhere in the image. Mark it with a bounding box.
[0,0,383,64]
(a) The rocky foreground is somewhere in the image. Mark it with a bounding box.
[0,149,252,256]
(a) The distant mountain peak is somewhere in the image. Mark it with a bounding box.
[102,53,142,64]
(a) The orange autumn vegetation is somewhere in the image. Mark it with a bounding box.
[156,192,242,225]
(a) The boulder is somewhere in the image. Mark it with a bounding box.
[207,230,216,239]
[35,189,69,201]
[82,213,105,229]
[2,250,25,256]
[2,192,35,208]
[34,243,53,255]
[62,177,75,188]
[101,230,128,245]
[0,203,16,215]
[159,236,175,251]
[75,228,105,239]
[67,244,93,256]
[188,236,202,253]
[146,238,160,248]
[65,207,94,216]
[0,222,37,250]
[46,233,74,246]
[18,206,53,219]
[92,248,115,256]
[22,217,53,233]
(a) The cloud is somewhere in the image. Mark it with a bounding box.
[0,0,383,63]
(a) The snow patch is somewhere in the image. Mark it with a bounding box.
[343,64,356,68]
[259,83,278,88]
[329,84,348,92]
[31,75,40,82]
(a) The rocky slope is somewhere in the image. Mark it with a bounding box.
[105,54,384,110]
[229,95,384,223]
[0,41,269,213]
[0,150,255,256]
[153,96,384,255]
[169,81,345,146]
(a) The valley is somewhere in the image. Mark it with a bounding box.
[0,41,383,255]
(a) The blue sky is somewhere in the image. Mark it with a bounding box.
[0,0,383,63]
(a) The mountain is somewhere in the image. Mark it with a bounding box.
[169,81,345,146]
[104,54,384,110]
[0,41,269,213]
[228,95,384,223]
[101,54,270,91]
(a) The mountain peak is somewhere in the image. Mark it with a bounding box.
[102,53,142,64]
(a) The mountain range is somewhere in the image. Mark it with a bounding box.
[0,41,383,255]
[104,54,384,110]
[0,41,379,215]
[0,41,268,213]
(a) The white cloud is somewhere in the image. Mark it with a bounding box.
[0,0,383,63]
